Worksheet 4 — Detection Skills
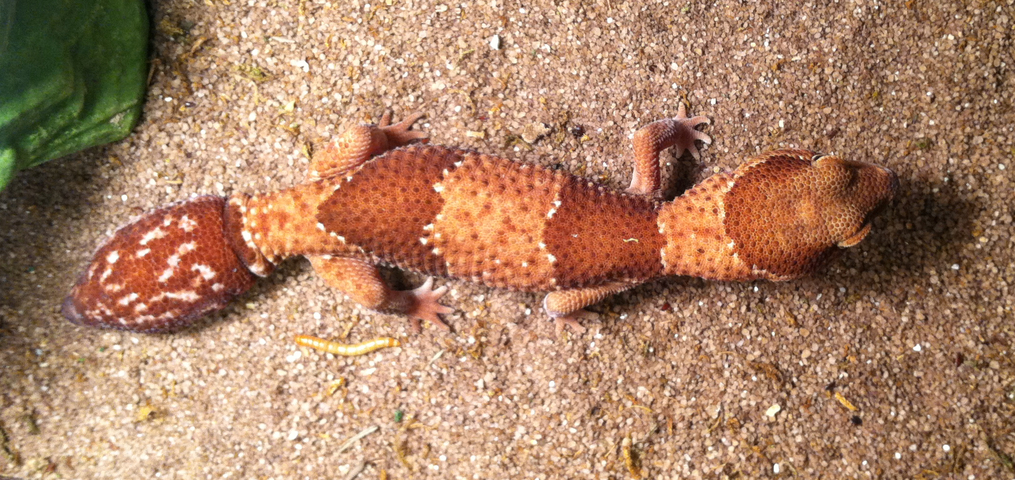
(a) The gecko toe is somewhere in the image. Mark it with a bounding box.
[555,317,587,336]
[551,309,597,336]
[404,277,453,332]
[381,112,429,147]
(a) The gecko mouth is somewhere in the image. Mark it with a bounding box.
[838,222,873,248]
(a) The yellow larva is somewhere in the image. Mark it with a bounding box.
[294,335,401,356]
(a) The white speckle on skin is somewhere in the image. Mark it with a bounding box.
[250,208,257,215]
[106,251,120,264]
[433,183,445,193]
[432,247,442,255]
[317,222,326,231]
[117,293,139,306]
[192,264,217,280]
[423,223,434,231]
[420,237,429,245]
[179,215,198,232]
[139,227,167,245]
[321,254,332,260]
[158,268,175,283]
[134,303,148,312]
[152,290,201,302]
[242,230,253,242]
[136,248,151,258]
[100,268,113,283]
[547,254,556,263]
[521,262,529,268]
[212,283,224,292]
[546,208,557,219]
[538,242,546,249]
[167,255,181,268]
[178,242,196,255]
[454,161,463,167]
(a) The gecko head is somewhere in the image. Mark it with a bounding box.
[723,150,898,279]
[63,196,258,333]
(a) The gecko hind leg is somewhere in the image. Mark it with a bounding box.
[308,111,428,181]
[627,103,712,196]
[308,255,453,333]
[542,282,637,335]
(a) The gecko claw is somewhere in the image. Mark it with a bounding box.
[380,111,428,147]
[402,277,454,334]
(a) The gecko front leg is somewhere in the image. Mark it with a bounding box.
[627,103,711,196]
[308,255,453,333]
[308,111,428,181]
[542,282,637,335]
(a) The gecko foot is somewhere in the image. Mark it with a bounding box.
[672,102,712,160]
[552,309,598,336]
[379,111,428,147]
[393,277,454,334]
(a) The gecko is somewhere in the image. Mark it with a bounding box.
[62,107,898,335]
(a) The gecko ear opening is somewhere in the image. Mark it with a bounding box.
[837,222,872,248]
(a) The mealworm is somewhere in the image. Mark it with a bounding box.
[295,335,401,356]
[622,436,645,479]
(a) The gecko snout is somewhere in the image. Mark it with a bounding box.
[64,196,257,333]
[811,155,898,248]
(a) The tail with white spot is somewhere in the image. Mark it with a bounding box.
[63,195,264,333]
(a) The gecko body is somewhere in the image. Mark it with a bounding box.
[63,109,897,334]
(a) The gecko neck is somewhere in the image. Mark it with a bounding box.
[227,180,351,271]
[657,173,759,281]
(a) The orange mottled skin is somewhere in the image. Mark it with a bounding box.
[64,109,898,334]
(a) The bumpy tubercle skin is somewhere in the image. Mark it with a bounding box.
[63,108,898,334]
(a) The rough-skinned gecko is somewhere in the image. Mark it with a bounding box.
[63,107,898,334]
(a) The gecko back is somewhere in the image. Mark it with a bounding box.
[317,145,665,291]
